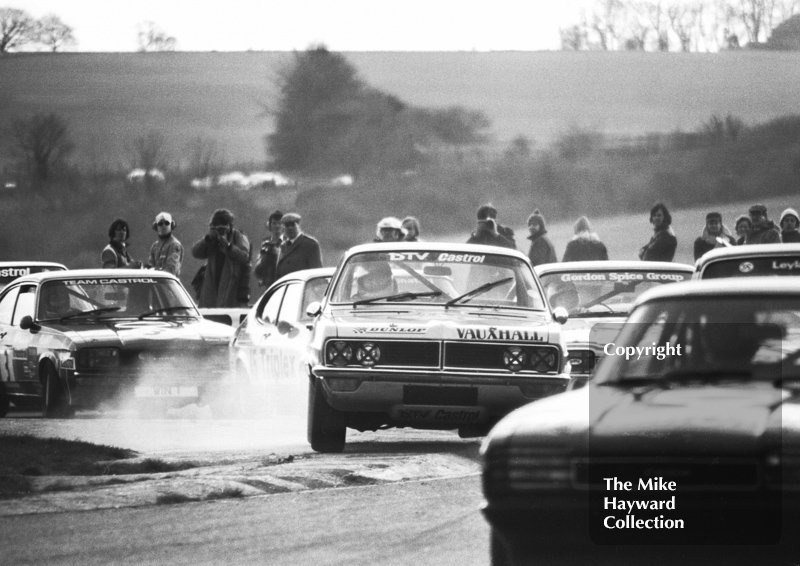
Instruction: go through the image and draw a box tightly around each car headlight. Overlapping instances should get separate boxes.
[355,343,381,367]
[77,348,120,369]
[326,341,353,367]
[57,351,75,370]
[530,348,558,372]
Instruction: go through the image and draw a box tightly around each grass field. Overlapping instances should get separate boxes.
[3,50,800,167]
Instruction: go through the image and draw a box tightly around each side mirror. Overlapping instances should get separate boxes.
[20,315,40,332]
[306,301,322,318]
[277,320,294,335]
[552,306,569,325]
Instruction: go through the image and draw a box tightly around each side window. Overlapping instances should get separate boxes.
[0,287,21,325]
[278,283,303,325]
[12,286,36,325]
[301,277,330,320]
[258,285,286,325]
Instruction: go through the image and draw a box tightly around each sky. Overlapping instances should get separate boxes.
[12,0,589,52]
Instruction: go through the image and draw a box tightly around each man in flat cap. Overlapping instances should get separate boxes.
[146,211,184,275]
[745,204,781,245]
[275,212,323,280]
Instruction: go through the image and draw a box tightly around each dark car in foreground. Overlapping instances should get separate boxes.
[0,269,234,417]
[482,278,800,565]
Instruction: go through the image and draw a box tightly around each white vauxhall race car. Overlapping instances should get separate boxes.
[304,243,571,452]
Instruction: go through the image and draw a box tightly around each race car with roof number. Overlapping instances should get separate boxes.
[304,243,571,453]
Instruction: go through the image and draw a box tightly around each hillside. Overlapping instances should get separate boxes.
[3,50,800,168]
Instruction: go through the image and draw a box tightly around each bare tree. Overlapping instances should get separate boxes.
[560,25,588,50]
[12,112,74,190]
[136,21,176,52]
[0,7,37,53]
[186,136,223,179]
[669,2,704,51]
[730,0,770,43]
[589,0,628,50]
[36,14,76,52]
[624,1,653,49]
[644,0,672,50]
[131,131,169,191]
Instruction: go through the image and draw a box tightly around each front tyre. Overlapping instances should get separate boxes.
[0,393,9,418]
[42,363,71,418]
[307,378,346,453]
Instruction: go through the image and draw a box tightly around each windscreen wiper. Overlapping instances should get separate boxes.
[139,306,195,319]
[445,277,513,308]
[353,291,442,306]
[59,307,121,321]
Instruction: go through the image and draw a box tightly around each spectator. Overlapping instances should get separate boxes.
[693,212,736,260]
[780,208,800,243]
[734,215,752,245]
[745,204,781,245]
[254,210,285,288]
[474,203,516,248]
[145,212,183,276]
[467,216,515,248]
[562,216,608,262]
[638,202,677,262]
[375,217,406,242]
[191,208,251,308]
[526,210,558,267]
[402,216,421,242]
[102,218,143,269]
[275,212,323,280]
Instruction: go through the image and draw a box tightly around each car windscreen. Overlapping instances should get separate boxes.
[538,270,690,317]
[37,276,197,320]
[330,250,547,310]
[0,265,65,290]
[593,296,799,384]
[701,256,800,279]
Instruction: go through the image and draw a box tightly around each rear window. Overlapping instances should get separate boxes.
[701,256,800,279]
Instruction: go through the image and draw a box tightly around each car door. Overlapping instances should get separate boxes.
[248,283,287,391]
[0,285,21,387]
[10,285,38,386]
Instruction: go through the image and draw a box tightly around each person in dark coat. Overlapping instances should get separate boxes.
[780,208,800,243]
[254,210,285,289]
[693,212,736,260]
[526,210,558,267]
[562,216,608,262]
[745,204,781,245]
[191,208,251,308]
[275,212,323,280]
[638,202,677,262]
[467,203,516,249]
[734,215,752,245]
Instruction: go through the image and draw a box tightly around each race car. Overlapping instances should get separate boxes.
[694,242,800,279]
[482,278,800,565]
[0,269,234,418]
[0,261,66,291]
[535,261,694,386]
[304,243,571,452]
[230,267,334,415]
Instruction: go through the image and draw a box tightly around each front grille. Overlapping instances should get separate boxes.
[566,349,596,374]
[483,445,572,495]
[403,385,478,406]
[444,342,560,373]
[325,340,440,368]
[573,458,761,490]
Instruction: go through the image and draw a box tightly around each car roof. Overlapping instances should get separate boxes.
[271,267,335,286]
[535,260,694,275]
[634,276,800,306]
[11,268,179,285]
[0,261,67,269]
[342,242,529,261]
[695,243,800,268]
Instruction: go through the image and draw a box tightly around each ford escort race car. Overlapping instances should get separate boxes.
[304,243,571,452]
[482,278,800,565]
[694,243,800,280]
[536,261,693,386]
[0,261,66,291]
[0,269,234,418]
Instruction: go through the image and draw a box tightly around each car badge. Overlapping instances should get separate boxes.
[739,261,754,273]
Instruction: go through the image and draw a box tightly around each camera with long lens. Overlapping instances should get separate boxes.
[213,225,229,236]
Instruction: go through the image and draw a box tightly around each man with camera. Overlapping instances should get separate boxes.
[466,204,515,249]
[191,208,251,308]
[146,211,184,276]
[254,210,285,289]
